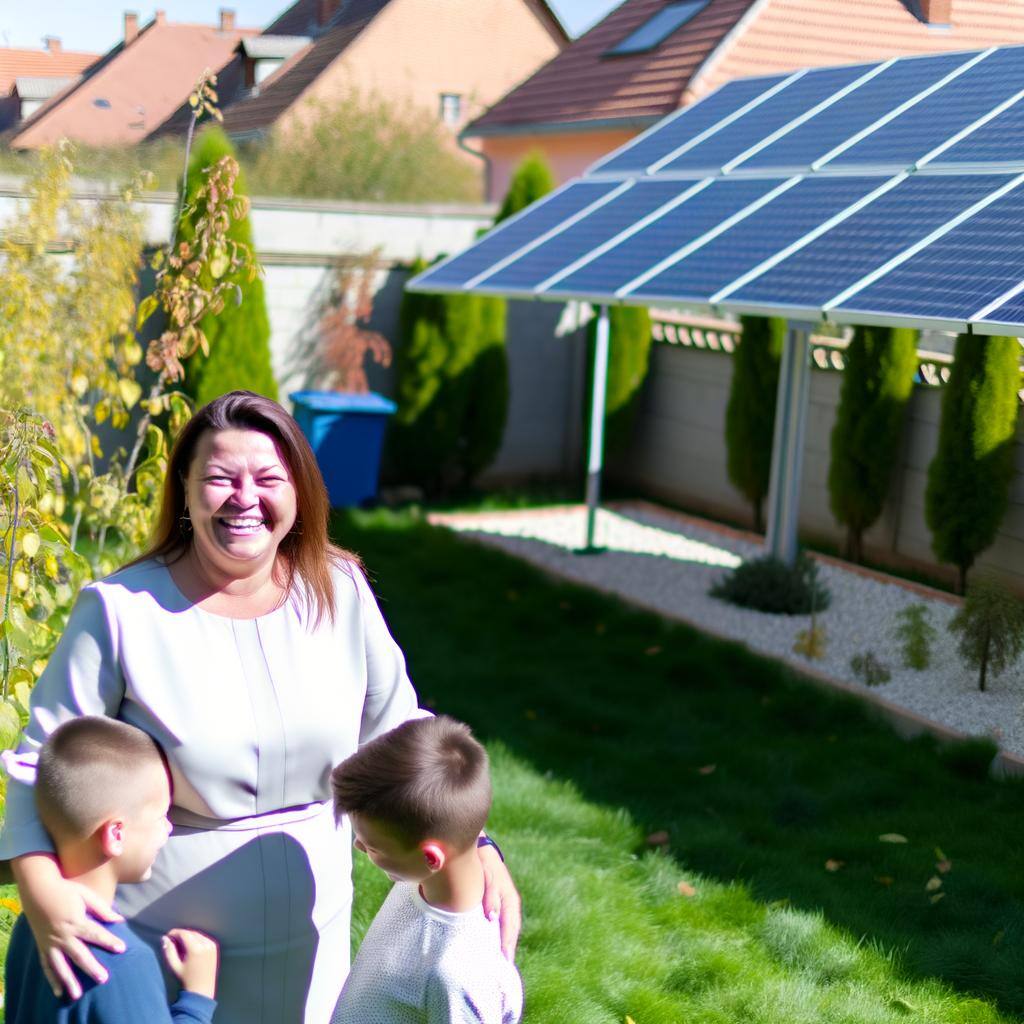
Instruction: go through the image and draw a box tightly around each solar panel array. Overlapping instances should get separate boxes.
[410,44,1024,336]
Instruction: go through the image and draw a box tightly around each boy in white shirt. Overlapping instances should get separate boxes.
[330,716,522,1024]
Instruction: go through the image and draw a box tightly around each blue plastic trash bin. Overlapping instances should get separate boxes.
[290,390,397,508]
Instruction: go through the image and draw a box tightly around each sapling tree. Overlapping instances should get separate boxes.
[949,576,1024,691]
[925,333,1021,593]
[725,316,786,531]
[828,325,918,562]
[892,603,936,670]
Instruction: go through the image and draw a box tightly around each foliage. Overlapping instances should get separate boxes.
[828,325,918,562]
[178,126,277,405]
[244,90,481,203]
[0,73,257,758]
[949,576,1024,691]
[310,252,392,394]
[925,333,1020,593]
[850,650,892,686]
[495,151,555,224]
[584,305,653,457]
[388,263,507,493]
[794,619,827,660]
[892,603,936,671]
[711,552,830,615]
[725,316,786,531]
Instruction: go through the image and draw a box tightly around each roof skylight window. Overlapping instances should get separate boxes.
[605,1,711,57]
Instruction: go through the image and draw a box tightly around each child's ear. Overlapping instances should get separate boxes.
[99,818,125,858]
[421,842,446,872]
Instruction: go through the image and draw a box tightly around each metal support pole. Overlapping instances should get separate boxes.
[764,322,813,566]
[580,304,611,553]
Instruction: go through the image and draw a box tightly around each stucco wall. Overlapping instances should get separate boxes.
[611,340,1024,591]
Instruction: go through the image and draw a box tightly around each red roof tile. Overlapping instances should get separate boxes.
[0,46,98,94]
[467,0,756,133]
[11,17,256,149]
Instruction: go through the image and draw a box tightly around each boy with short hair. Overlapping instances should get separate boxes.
[330,715,522,1024]
[4,716,219,1023]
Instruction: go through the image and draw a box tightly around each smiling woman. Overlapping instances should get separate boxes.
[0,391,521,1024]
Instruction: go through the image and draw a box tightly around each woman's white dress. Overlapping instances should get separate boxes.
[0,557,422,1024]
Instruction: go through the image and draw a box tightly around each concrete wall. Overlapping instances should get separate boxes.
[611,339,1024,591]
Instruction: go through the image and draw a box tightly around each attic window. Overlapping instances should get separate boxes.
[605,1,711,56]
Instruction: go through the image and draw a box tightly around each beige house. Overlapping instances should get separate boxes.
[221,0,568,170]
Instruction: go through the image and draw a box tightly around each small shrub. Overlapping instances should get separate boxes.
[711,553,830,615]
[949,576,1024,691]
[937,737,998,781]
[850,651,891,686]
[794,622,827,660]
[892,603,936,670]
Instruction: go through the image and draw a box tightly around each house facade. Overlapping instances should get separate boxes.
[220,0,568,164]
[466,0,1024,201]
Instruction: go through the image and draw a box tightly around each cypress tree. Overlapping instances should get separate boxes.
[177,126,277,406]
[926,333,1020,593]
[725,316,786,532]
[828,325,918,563]
[496,151,555,224]
[584,305,653,456]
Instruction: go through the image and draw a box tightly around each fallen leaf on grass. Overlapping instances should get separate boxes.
[929,892,946,905]
[645,646,662,656]
[0,897,21,915]
[879,833,909,844]
[875,876,895,887]
[626,1017,637,1024]
[697,764,717,775]
[677,881,697,897]
[825,859,845,872]
[646,830,670,847]
[925,876,943,893]
[935,848,952,874]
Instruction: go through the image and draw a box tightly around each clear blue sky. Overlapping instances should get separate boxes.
[0,0,620,51]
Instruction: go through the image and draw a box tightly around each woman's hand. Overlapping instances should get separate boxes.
[478,842,521,961]
[12,853,125,999]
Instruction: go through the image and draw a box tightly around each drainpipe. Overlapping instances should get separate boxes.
[457,134,493,206]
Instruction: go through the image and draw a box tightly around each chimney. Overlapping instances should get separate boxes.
[124,11,139,44]
[920,0,951,23]
[219,8,236,32]
[317,0,340,26]
[154,9,166,25]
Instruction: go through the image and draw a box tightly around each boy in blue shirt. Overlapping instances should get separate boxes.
[4,716,219,1023]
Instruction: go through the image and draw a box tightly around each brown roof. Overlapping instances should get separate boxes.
[467,0,1024,136]
[11,16,257,149]
[466,0,756,134]
[220,0,392,137]
[0,45,98,94]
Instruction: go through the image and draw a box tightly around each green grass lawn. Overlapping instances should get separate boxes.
[340,508,1024,1024]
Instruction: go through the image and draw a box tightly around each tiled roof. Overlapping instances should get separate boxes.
[468,0,1024,136]
[11,17,256,149]
[698,0,1024,98]
[0,46,97,94]
[220,0,392,136]
[466,0,755,134]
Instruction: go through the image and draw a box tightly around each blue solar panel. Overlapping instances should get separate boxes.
[546,178,782,297]
[591,74,788,175]
[657,63,878,174]
[478,180,694,291]
[976,291,1024,327]
[412,181,621,289]
[727,174,1012,309]
[833,178,1024,321]
[736,52,971,171]
[628,177,883,302]
[828,46,1024,169]
[931,93,1024,165]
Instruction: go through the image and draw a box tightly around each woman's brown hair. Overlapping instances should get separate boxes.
[137,390,358,627]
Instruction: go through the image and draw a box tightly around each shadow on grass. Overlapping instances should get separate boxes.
[336,509,1024,1020]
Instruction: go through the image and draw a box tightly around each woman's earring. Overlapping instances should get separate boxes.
[179,509,193,536]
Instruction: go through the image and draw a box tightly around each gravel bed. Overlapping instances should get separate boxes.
[432,503,1024,758]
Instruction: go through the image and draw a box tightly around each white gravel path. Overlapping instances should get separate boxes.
[431,503,1024,759]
